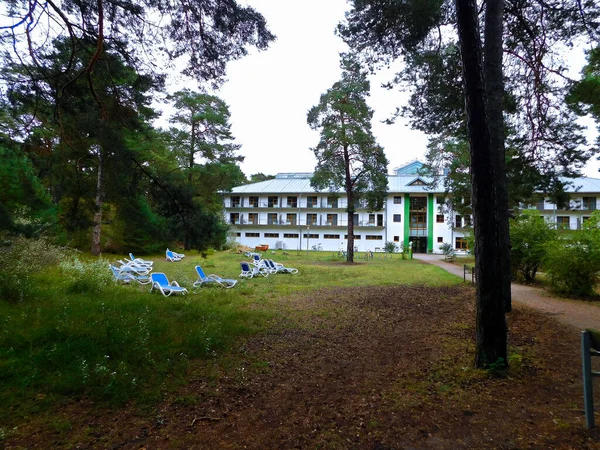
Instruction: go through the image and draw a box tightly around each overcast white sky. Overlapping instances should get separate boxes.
[182,0,600,178]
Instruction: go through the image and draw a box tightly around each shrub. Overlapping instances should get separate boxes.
[384,241,398,253]
[439,242,454,256]
[59,256,113,294]
[0,235,66,303]
[510,210,556,282]
[544,211,600,296]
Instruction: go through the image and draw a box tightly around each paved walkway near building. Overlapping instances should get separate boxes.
[414,253,600,331]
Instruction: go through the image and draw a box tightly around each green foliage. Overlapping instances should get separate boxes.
[340,0,597,205]
[0,142,56,235]
[0,236,66,303]
[510,210,556,282]
[439,242,454,256]
[544,211,600,296]
[307,54,388,261]
[384,241,398,253]
[59,257,113,294]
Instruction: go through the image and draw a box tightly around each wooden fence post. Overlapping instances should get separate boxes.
[582,329,600,429]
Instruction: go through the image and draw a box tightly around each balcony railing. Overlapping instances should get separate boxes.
[230,218,385,227]
[225,200,351,209]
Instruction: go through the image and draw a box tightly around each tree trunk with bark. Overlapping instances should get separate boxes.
[483,0,512,313]
[343,142,355,263]
[91,145,104,256]
[455,0,508,368]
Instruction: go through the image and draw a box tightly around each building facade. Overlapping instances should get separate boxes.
[223,161,600,253]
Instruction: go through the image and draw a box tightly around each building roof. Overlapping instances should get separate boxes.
[228,165,600,196]
[563,177,600,193]
[230,174,444,195]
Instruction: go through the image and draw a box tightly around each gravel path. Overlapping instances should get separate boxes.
[414,253,600,331]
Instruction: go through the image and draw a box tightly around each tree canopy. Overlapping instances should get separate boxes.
[308,55,389,263]
[339,0,599,201]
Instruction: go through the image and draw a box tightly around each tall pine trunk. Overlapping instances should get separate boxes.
[343,142,355,263]
[91,145,104,256]
[455,0,507,368]
[484,0,512,313]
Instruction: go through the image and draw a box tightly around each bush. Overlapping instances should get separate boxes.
[544,211,600,296]
[0,235,66,303]
[384,241,398,253]
[59,256,113,294]
[510,210,556,282]
[439,242,454,256]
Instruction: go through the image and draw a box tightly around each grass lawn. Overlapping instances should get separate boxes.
[2,249,598,448]
[0,250,457,426]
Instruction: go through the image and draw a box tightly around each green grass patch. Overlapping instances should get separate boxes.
[0,248,460,426]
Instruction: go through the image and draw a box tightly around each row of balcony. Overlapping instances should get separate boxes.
[229,218,385,227]
[526,200,597,212]
[226,200,371,209]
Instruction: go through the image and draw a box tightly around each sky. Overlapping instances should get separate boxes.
[183,0,600,179]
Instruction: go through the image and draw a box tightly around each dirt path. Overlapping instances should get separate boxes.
[414,253,600,330]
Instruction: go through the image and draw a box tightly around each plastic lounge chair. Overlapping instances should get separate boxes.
[252,254,275,274]
[110,265,151,284]
[128,253,154,267]
[269,259,298,274]
[167,248,185,259]
[117,260,152,276]
[150,272,188,297]
[239,261,268,278]
[193,265,237,289]
[166,249,183,262]
[110,265,135,284]
[239,261,254,279]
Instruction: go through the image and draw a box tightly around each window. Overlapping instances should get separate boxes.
[437,237,443,243]
[393,214,402,223]
[231,196,240,207]
[556,216,570,229]
[327,196,338,208]
[345,234,361,240]
[303,233,319,239]
[287,196,298,208]
[245,232,259,237]
[249,196,258,207]
[455,237,468,250]
[235,232,241,237]
[368,214,375,225]
[267,213,278,225]
[248,213,258,224]
[436,214,444,223]
[264,233,279,238]
[436,196,445,204]
[229,213,240,224]
[286,213,297,225]
[326,213,338,226]
[306,213,317,225]
[464,216,472,227]
[455,215,462,228]
[283,233,299,238]
[410,197,426,210]
[393,196,402,204]
[583,197,596,211]
[268,196,278,207]
[365,235,383,240]
[307,196,318,208]
[324,234,340,239]
[393,235,400,242]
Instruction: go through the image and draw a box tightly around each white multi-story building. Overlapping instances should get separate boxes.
[223,161,600,253]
